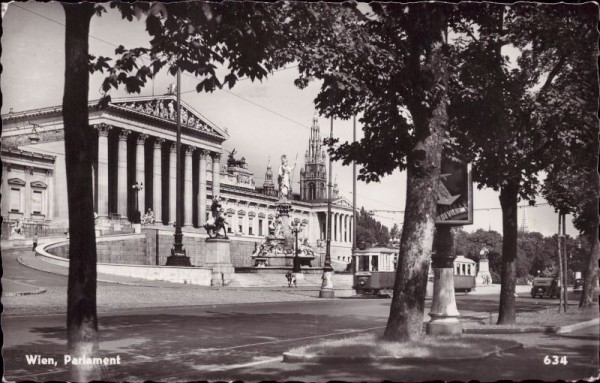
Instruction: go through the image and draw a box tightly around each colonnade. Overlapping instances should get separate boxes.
[330,211,353,244]
[94,123,221,226]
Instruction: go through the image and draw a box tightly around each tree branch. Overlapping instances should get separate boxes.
[535,52,570,103]
[459,19,479,43]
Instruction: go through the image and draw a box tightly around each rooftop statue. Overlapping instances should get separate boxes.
[227,148,247,168]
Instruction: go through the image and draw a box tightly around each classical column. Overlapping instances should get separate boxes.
[136,134,148,214]
[211,152,221,198]
[169,143,176,225]
[349,219,352,244]
[184,146,193,226]
[95,124,111,218]
[198,149,208,226]
[46,170,54,220]
[153,138,164,223]
[340,214,344,243]
[117,130,130,218]
[24,166,31,219]
[331,213,339,242]
[345,215,349,242]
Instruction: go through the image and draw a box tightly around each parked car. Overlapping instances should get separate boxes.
[573,278,584,294]
[530,277,560,299]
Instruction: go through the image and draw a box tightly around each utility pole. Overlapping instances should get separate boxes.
[319,115,334,298]
[562,213,568,312]
[557,213,565,312]
[352,115,357,275]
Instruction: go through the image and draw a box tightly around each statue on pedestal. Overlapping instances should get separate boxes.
[476,245,492,286]
[10,219,25,239]
[204,196,229,239]
[277,154,296,200]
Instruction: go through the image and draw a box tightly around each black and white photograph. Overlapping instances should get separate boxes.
[1,1,598,381]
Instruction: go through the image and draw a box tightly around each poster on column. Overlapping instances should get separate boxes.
[435,153,473,226]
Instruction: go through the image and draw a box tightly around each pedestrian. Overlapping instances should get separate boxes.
[285,271,297,288]
[32,232,38,251]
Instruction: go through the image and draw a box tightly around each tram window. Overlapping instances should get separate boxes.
[360,256,369,272]
[462,264,466,275]
[456,265,460,274]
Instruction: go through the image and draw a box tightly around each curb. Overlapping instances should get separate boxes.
[463,317,599,335]
[555,318,600,334]
[2,279,47,296]
[283,341,523,364]
[463,326,557,334]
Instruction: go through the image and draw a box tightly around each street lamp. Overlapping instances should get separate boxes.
[290,220,302,273]
[132,182,143,224]
[319,116,335,298]
[166,67,190,266]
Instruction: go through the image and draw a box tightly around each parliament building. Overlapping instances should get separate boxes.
[1,93,354,266]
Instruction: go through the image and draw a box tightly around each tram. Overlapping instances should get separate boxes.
[353,249,477,295]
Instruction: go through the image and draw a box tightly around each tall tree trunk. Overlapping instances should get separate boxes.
[62,3,101,381]
[383,18,448,341]
[580,172,599,308]
[497,179,519,324]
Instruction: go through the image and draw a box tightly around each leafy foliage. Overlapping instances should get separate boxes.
[356,207,391,246]
[92,2,296,104]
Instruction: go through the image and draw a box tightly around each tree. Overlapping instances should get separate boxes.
[60,2,299,379]
[540,52,599,307]
[61,3,103,381]
[390,223,400,242]
[356,208,391,245]
[448,4,597,323]
[284,2,455,341]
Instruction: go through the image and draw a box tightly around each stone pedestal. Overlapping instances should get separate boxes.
[427,225,462,335]
[319,270,335,298]
[426,268,462,335]
[133,223,142,234]
[275,200,293,251]
[476,259,492,286]
[205,238,235,287]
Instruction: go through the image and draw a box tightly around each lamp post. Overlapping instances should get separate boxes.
[132,182,143,224]
[166,67,190,266]
[290,220,302,273]
[319,116,335,298]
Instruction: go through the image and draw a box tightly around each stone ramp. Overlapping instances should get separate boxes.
[229,271,354,288]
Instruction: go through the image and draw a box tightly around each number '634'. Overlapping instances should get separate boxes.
[544,355,568,365]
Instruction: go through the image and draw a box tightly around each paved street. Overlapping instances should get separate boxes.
[2,247,598,381]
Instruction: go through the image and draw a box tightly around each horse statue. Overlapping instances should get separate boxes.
[203,196,229,239]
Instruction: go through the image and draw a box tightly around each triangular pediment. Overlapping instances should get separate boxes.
[8,178,26,186]
[30,180,48,189]
[108,95,229,140]
[333,196,353,209]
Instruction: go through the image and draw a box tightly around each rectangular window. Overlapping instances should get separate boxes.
[249,218,254,236]
[32,190,43,214]
[227,215,233,233]
[238,224,243,234]
[258,219,263,236]
[10,188,21,212]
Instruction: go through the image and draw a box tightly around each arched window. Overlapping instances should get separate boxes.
[308,182,316,200]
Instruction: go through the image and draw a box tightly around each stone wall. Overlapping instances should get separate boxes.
[44,229,343,269]
[142,228,261,268]
[46,234,147,264]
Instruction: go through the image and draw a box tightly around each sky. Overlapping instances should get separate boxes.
[1,2,579,237]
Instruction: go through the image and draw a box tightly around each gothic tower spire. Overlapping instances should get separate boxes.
[300,112,327,201]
